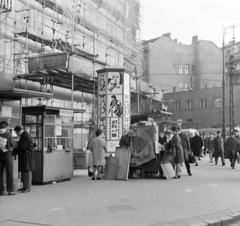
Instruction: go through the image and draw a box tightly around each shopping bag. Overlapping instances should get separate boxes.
[188,153,196,164]
[160,162,175,180]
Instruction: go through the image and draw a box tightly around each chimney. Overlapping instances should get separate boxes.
[192,35,198,44]
[174,39,178,43]
[162,33,171,38]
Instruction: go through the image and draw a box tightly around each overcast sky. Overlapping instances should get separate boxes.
[141,0,240,47]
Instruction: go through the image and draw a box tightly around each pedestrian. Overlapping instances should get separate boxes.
[119,128,132,148]
[159,132,164,145]
[206,132,215,163]
[212,130,225,166]
[190,131,203,166]
[88,129,107,180]
[179,127,192,176]
[171,126,183,179]
[225,131,239,169]
[202,134,207,157]
[0,121,16,196]
[13,125,35,193]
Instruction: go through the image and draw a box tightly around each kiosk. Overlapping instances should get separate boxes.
[21,105,85,184]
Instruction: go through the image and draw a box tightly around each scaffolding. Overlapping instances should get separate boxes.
[0,0,162,107]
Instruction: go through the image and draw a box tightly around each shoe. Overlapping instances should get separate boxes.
[188,172,192,176]
[172,175,180,179]
[97,177,101,180]
[0,191,4,196]
[91,177,95,180]
[222,162,226,166]
[195,163,198,166]
[21,189,30,193]
[8,192,16,195]
[215,162,218,165]
[18,188,25,192]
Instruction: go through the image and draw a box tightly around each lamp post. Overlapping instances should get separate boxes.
[222,25,234,141]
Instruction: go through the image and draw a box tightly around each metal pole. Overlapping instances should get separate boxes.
[93,30,96,134]
[173,86,176,121]
[222,31,226,141]
[135,65,140,115]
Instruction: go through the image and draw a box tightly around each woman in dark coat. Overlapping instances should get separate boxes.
[13,126,35,193]
[171,126,183,179]
[179,128,192,176]
[190,131,203,166]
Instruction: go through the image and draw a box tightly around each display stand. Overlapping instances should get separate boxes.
[22,105,84,184]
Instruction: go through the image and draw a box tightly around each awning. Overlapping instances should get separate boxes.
[0,88,53,100]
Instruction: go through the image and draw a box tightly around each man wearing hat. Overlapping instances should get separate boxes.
[225,131,239,169]
[13,125,35,193]
[213,130,225,166]
[178,126,192,176]
[0,121,16,195]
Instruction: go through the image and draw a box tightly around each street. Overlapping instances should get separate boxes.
[1,156,240,226]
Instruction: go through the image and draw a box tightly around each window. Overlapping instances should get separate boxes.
[179,82,183,91]
[178,65,183,74]
[225,66,228,73]
[192,65,196,74]
[175,101,180,110]
[199,99,207,108]
[213,98,221,108]
[186,100,193,109]
[237,77,240,84]
[185,64,189,74]
[236,63,240,71]
[185,82,189,90]
[226,50,231,59]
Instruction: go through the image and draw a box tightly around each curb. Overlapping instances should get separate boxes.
[189,211,240,226]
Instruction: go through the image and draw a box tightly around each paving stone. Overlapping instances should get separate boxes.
[219,216,234,226]
[228,212,240,223]
[188,222,208,226]
[203,219,221,226]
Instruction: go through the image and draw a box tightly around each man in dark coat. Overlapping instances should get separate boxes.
[213,130,225,166]
[13,125,35,193]
[225,131,239,169]
[179,127,192,176]
[190,131,203,166]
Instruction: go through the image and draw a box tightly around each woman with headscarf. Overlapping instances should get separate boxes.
[89,129,107,180]
[171,125,184,179]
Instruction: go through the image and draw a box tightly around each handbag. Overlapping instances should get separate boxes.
[188,153,196,164]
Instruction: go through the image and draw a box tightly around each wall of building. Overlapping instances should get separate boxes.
[164,85,240,129]
[143,34,223,93]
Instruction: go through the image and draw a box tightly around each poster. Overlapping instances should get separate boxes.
[108,72,123,94]
[98,95,106,117]
[124,73,130,94]
[108,94,123,117]
[107,141,120,153]
[98,72,106,95]
[107,118,122,140]
[124,95,130,118]
[98,118,106,139]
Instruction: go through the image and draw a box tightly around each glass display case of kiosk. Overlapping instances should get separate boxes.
[22,105,85,184]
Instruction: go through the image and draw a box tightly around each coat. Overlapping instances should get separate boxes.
[13,131,35,172]
[212,136,224,158]
[89,136,106,166]
[206,137,215,154]
[225,137,239,160]
[171,134,183,164]
[190,135,203,157]
[179,133,190,161]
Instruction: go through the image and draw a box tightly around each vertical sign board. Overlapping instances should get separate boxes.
[97,68,130,153]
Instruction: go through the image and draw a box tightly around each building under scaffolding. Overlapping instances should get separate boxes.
[0,0,162,148]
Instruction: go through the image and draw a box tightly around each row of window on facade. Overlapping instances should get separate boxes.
[174,97,222,110]
[178,82,191,91]
[177,64,191,75]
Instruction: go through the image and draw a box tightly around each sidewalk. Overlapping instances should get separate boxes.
[1,157,240,226]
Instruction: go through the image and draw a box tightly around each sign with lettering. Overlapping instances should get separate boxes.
[59,109,73,117]
[1,0,12,11]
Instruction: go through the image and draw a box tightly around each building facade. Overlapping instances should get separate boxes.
[143,34,223,93]
[164,85,240,130]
